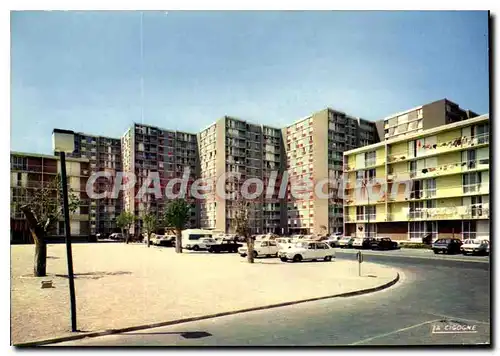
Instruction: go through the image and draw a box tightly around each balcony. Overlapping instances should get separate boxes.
[388,133,489,163]
[407,204,489,220]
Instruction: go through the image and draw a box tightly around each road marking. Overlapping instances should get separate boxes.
[349,319,441,345]
[337,250,489,263]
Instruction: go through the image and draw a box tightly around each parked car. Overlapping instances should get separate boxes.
[153,235,176,247]
[432,238,463,254]
[238,240,279,258]
[275,237,295,250]
[185,238,217,251]
[461,239,490,256]
[371,237,399,250]
[109,233,124,241]
[338,237,355,248]
[326,236,343,248]
[353,237,376,249]
[208,240,243,253]
[279,241,335,262]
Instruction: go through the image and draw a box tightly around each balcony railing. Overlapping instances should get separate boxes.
[387,133,489,163]
[390,159,489,181]
[407,203,490,220]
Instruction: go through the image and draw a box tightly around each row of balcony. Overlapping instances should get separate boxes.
[345,182,489,206]
[345,203,490,223]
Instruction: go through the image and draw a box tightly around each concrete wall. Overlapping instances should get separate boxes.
[215,118,227,232]
[312,111,329,235]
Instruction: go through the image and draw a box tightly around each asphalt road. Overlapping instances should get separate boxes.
[53,250,491,347]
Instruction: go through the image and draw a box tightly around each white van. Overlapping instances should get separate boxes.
[181,229,215,251]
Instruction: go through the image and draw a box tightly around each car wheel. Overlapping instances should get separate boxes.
[193,245,200,251]
[293,254,303,263]
[324,256,332,262]
[433,249,439,254]
[240,254,247,258]
[253,251,258,258]
[280,257,288,262]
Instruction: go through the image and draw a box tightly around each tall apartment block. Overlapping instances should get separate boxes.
[121,123,199,234]
[344,114,489,241]
[10,151,91,243]
[198,116,285,234]
[376,98,479,141]
[283,108,379,236]
[58,132,122,235]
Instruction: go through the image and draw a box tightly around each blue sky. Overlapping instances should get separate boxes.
[11,11,489,154]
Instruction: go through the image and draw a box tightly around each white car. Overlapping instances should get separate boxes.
[109,232,124,240]
[275,237,295,250]
[352,238,364,248]
[461,239,490,255]
[338,237,354,248]
[279,241,335,262]
[238,240,279,258]
[185,238,217,251]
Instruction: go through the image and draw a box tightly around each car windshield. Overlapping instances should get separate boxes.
[464,239,481,244]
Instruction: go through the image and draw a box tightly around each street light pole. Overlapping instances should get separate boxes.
[60,151,78,332]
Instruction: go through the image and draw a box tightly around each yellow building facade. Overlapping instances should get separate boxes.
[343,114,489,241]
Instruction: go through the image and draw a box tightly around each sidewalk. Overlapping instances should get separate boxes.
[11,243,399,345]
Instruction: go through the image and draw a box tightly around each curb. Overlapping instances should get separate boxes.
[16,272,400,347]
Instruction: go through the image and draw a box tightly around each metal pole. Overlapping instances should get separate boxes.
[60,152,77,332]
[140,10,144,125]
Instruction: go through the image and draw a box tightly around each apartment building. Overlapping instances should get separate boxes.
[376,99,479,141]
[10,152,91,243]
[344,114,489,241]
[198,116,286,234]
[58,131,122,235]
[283,108,379,236]
[121,123,199,234]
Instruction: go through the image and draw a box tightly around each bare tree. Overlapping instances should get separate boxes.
[233,198,255,264]
[18,175,80,277]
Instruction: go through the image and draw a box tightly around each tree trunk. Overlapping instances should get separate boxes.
[34,239,47,277]
[124,228,129,244]
[20,206,48,277]
[246,237,254,264]
[147,233,151,248]
[175,228,182,253]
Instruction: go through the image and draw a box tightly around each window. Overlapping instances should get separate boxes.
[409,221,425,241]
[409,201,424,219]
[466,149,476,169]
[463,221,477,240]
[463,173,481,193]
[410,161,417,176]
[477,147,489,165]
[471,196,483,218]
[425,179,436,198]
[365,151,376,166]
[475,123,489,144]
[411,180,423,199]
[366,206,376,220]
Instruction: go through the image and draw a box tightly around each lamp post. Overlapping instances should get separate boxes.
[52,129,78,332]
